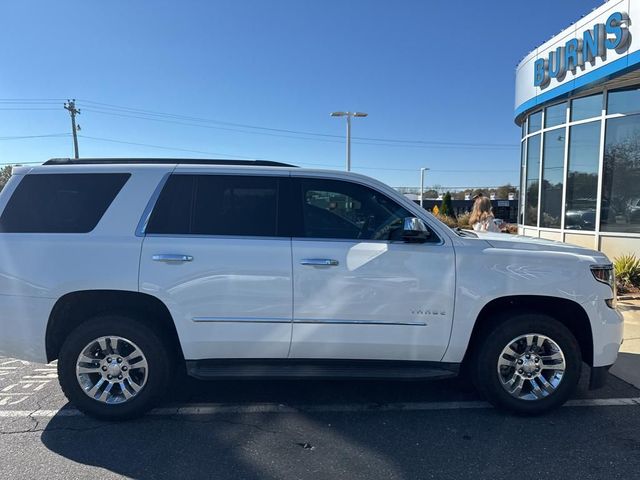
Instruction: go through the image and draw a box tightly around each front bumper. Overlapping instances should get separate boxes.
[582,299,624,368]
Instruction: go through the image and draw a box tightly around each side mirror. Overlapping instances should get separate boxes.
[402,217,431,243]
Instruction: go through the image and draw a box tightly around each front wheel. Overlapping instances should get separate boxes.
[473,313,582,414]
[57,315,173,420]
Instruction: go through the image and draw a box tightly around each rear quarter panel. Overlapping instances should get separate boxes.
[0,166,169,362]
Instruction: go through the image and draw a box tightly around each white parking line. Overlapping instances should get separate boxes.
[0,397,638,418]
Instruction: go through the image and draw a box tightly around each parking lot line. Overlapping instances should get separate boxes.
[0,397,639,418]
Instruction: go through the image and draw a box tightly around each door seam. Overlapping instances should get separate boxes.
[286,237,295,358]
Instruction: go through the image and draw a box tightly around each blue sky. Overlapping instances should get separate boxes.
[0,0,601,189]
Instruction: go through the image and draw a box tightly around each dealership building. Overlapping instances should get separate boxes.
[516,0,640,258]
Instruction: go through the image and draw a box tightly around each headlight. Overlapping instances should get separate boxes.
[590,264,616,298]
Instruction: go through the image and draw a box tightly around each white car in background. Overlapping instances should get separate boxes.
[0,158,623,419]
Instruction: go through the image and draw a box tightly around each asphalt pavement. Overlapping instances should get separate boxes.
[0,356,639,480]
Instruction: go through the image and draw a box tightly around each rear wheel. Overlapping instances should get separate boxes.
[473,313,582,414]
[58,314,172,420]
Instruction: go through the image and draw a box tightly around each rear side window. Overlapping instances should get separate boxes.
[0,173,130,233]
[146,174,283,237]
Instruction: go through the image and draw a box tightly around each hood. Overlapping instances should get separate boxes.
[474,232,611,263]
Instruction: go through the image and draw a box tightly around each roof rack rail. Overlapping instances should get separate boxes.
[43,158,297,167]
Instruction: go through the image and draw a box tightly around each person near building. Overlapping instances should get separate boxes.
[469,196,500,232]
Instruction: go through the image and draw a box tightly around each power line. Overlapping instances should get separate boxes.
[0,98,66,103]
[77,135,257,159]
[78,135,518,172]
[297,160,517,172]
[77,99,518,150]
[0,133,70,140]
[0,129,518,175]
[82,107,518,150]
[81,108,350,145]
[0,97,520,150]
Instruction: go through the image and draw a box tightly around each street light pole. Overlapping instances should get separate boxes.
[420,167,430,208]
[330,111,368,171]
[345,114,351,172]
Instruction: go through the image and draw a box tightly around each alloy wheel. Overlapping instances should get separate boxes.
[496,333,566,401]
[75,336,148,404]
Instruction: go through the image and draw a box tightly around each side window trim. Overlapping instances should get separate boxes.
[136,172,173,237]
[290,176,442,244]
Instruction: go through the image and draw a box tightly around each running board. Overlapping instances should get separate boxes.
[186,359,460,381]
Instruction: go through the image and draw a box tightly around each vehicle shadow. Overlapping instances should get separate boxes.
[38,369,639,479]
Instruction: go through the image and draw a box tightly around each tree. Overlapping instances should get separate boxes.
[452,191,466,200]
[0,165,12,191]
[440,191,453,217]
[496,183,518,200]
[422,189,439,199]
[472,188,486,199]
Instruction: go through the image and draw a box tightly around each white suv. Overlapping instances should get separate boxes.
[0,159,623,419]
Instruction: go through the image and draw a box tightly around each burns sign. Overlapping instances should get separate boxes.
[534,12,631,88]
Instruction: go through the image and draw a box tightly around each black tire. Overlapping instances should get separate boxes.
[57,314,173,420]
[472,312,582,415]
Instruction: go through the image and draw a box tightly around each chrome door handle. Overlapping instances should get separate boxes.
[152,254,193,263]
[300,258,339,266]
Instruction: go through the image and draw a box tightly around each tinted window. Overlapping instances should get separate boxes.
[540,129,565,228]
[600,115,640,233]
[0,173,129,233]
[525,134,541,226]
[528,111,542,134]
[519,141,526,223]
[571,94,602,121]
[545,102,566,128]
[608,87,640,115]
[565,121,600,231]
[146,174,282,236]
[296,178,422,241]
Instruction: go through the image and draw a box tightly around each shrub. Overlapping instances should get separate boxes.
[504,224,518,234]
[434,213,457,228]
[440,192,452,217]
[457,212,471,228]
[614,253,640,288]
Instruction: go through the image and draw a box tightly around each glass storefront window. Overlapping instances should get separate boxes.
[600,115,640,233]
[521,119,526,138]
[565,121,601,231]
[545,102,567,128]
[571,94,603,122]
[520,141,526,223]
[528,111,542,134]
[525,134,541,226]
[540,129,565,228]
[608,87,640,115]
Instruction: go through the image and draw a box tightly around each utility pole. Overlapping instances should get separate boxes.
[64,99,81,158]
